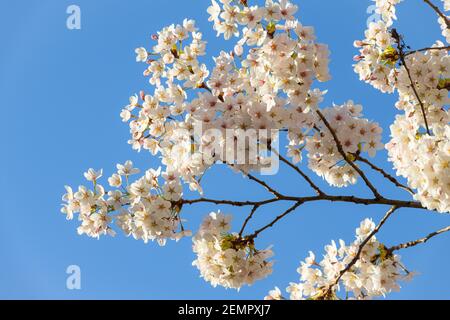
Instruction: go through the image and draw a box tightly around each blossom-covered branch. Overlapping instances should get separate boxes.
[388,224,450,251]
[62,0,449,299]
[323,206,399,297]
[315,109,383,199]
[355,154,414,195]
[392,28,431,134]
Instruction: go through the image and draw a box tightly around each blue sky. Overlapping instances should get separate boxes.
[1,0,449,299]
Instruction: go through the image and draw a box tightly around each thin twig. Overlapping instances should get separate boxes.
[249,201,304,238]
[355,154,414,195]
[247,173,284,198]
[392,29,431,135]
[239,204,260,236]
[388,225,450,252]
[275,149,324,195]
[315,109,383,199]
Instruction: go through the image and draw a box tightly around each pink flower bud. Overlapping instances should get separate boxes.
[353,40,364,48]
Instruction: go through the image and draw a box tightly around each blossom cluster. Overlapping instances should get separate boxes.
[265,218,412,300]
[439,0,450,43]
[192,212,273,289]
[354,0,450,212]
[304,101,383,187]
[353,20,397,93]
[372,0,402,27]
[386,115,450,213]
[126,20,210,193]
[62,161,190,245]
[208,0,299,40]
[121,0,335,187]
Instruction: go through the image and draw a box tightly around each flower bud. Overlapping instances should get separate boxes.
[234,44,244,57]
[353,40,364,48]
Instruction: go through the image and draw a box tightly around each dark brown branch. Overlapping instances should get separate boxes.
[239,204,260,236]
[275,150,324,195]
[423,0,450,28]
[180,197,278,207]
[240,0,248,7]
[180,194,429,210]
[388,225,450,252]
[315,110,383,199]
[247,173,284,198]
[392,29,431,135]
[249,201,304,239]
[355,154,414,195]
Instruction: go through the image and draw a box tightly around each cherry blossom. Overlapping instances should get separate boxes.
[355,0,449,212]
[266,218,412,300]
[62,0,450,298]
[192,212,273,289]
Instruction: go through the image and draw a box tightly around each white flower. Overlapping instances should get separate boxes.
[135,47,148,62]
[207,0,221,22]
[444,0,450,11]
[61,186,77,220]
[264,287,283,300]
[120,109,131,122]
[117,160,140,176]
[279,0,298,20]
[356,218,375,240]
[234,44,244,56]
[108,173,122,187]
[83,168,103,182]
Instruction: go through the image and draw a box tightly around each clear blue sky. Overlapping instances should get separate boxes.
[1,0,449,299]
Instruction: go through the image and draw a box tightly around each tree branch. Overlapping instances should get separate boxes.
[247,173,284,198]
[355,154,414,195]
[275,150,325,195]
[315,109,383,199]
[239,204,260,236]
[249,201,304,239]
[180,194,429,210]
[180,197,278,207]
[388,225,450,252]
[423,0,450,28]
